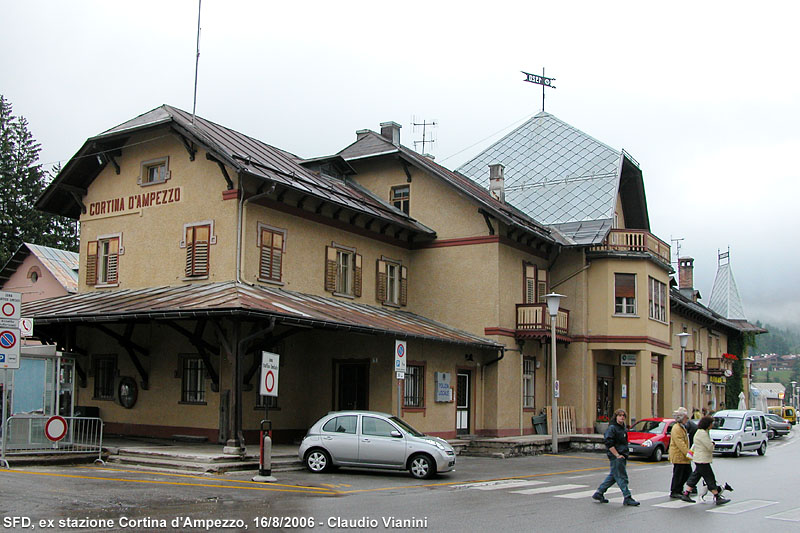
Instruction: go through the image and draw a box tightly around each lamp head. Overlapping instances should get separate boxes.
[676,332,690,349]
[544,293,565,317]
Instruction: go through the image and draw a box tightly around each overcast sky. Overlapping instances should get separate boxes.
[2,1,798,328]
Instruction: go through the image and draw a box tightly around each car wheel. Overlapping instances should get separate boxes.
[757,441,767,456]
[651,446,663,462]
[731,443,741,458]
[408,453,436,479]
[305,449,331,473]
[767,429,774,440]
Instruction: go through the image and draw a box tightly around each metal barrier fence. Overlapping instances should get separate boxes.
[1,415,105,467]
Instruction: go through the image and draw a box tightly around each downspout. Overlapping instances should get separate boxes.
[236,173,276,285]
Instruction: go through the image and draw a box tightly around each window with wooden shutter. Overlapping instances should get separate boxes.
[324,246,337,292]
[354,253,362,297]
[99,237,119,284]
[376,260,387,302]
[259,227,284,282]
[400,266,408,306]
[537,270,548,303]
[86,241,98,286]
[614,273,636,315]
[186,224,210,277]
[524,263,536,304]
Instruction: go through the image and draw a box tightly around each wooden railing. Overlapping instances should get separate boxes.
[588,229,671,265]
[706,357,732,374]
[545,405,576,435]
[516,303,569,336]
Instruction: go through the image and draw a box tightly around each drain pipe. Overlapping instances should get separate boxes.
[236,174,276,285]
[484,346,505,368]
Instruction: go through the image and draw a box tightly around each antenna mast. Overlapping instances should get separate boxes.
[192,0,202,124]
[412,117,437,156]
[670,237,684,266]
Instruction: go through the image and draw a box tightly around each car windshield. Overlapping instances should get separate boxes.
[767,415,784,422]
[629,420,665,434]
[390,416,425,437]
[713,416,743,430]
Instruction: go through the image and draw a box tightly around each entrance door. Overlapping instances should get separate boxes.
[337,362,369,411]
[456,371,471,435]
[597,363,615,421]
[58,358,75,417]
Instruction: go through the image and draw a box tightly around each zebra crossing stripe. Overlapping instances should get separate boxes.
[556,487,622,499]
[707,500,778,515]
[766,507,800,522]
[653,500,696,508]
[510,484,587,495]
[451,479,548,490]
[607,491,666,504]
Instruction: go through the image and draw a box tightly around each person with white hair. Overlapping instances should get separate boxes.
[668,407,692,498]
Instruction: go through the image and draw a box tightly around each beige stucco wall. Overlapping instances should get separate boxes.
[79,132,238,290]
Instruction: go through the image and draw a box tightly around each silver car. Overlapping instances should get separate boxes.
[298,411,456,479]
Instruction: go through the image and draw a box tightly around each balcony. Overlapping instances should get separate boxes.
[707,357,733,377]
[516,303,570,340]
[588,229,671,266]
[684,350,703,371]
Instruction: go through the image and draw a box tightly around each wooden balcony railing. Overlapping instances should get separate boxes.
[516,303,569,336]
[588,229,671,265]
[684,350,703,370]
[707,357,732,375]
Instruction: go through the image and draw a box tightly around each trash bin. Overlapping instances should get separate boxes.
[532,414,547,435]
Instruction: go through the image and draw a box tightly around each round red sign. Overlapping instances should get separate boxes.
[264,370,275,393]
[45,415,68,442]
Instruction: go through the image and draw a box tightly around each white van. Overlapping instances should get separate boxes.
[710,410,768,457]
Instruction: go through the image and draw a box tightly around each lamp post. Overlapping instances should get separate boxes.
[676,332,691,408]
[545,293,565,455]
[792,381,797,410]
[744,357,754,409]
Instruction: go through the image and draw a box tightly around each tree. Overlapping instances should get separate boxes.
[0,95,78,267]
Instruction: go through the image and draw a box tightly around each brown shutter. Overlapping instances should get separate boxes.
[376,260,387,302]
[525,264,536,304]
[324,246,337,292]
[259,229,271,280]
[400,266,408,306]
[106,237,119,284]
[271,231,283,281]
[537,269,548,303]
[354,253,362,297]
[615,273,636,298]
[194,225,210,276]
[86,241,98,286]
[185,226,195,277]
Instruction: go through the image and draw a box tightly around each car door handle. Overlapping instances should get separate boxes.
[361,438,370,442]
[323,436,333,440]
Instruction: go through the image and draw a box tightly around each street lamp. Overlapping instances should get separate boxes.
[676,332,691,408]
[545,293,565,455]
[792,381,797,410]
[744,357,754,409]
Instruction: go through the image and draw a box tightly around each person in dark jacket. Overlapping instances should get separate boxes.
[592,408,640,506]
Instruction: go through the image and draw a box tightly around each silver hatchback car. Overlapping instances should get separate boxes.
[298,411,456,479]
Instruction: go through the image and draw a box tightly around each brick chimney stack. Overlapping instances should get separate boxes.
[489,163,505,203]
[679,257,694,290]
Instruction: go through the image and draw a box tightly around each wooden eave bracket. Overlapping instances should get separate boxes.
[164,321,220,390]
[61,184,88,214]
[95,323,150,390]
[479,209,496,236]
[174,130,197,161]
[206,153,234,190]
[243,329,301,386]
[400,159,413,182]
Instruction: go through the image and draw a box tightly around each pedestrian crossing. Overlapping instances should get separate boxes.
[449,479,796,521]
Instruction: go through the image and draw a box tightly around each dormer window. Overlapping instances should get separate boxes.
[140,157,170,186]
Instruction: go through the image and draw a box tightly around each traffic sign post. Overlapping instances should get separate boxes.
[259,352,280,398]
[394,341,407,417]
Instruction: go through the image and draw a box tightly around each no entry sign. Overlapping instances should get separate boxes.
[0,292,21,329]
[394,340,407,372]
[259,351,280,398]
[45,415,68,442]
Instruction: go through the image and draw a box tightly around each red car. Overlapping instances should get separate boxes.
[627,417,675,461]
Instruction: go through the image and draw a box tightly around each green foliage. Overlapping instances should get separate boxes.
[726,332,756,408]
[753,321,800,354]
[0,95,78,267]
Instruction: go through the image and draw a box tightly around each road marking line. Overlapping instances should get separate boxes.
[451,479,548,490]
[766,507,800,522]
[607,491,665,503]
[511,484,587,495]
[556,487,622,499]
[707,500,778,514]
[653,500,697,508]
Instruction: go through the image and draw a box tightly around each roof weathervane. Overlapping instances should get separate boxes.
[521,68,556,112]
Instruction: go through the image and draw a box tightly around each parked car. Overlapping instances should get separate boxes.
[627,417,675,461]
[764,413,792,439]
[710,409,769,457]
[298,411,456,479]
[768,406,796,425]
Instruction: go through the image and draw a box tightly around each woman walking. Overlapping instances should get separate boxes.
[668,407,692,498]
[680,415,730,505]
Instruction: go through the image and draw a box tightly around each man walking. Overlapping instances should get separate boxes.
[592,408,640,506]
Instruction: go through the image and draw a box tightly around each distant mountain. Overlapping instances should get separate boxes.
[753,321,800,354]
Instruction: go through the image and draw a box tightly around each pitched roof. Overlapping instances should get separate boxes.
[21,281,502,350]
[337,130,561,245]
[456,112,646,245]
[708,252,747,320]
[36,105,434,241]
[0,243,79,293]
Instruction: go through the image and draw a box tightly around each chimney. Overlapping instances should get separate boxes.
[679,257,694,290]
[489,163,505,203]
[356,129,370,141]
[380,121,401,145]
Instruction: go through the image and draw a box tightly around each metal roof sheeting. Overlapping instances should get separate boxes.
[0,243,79,293]
[21,281,502,349]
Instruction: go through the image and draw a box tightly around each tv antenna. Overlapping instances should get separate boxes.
[670,237,684,266]
[191,0,202,125]
[522,68,556,112]
[412,116,437,156]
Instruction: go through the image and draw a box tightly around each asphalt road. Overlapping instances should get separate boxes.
[1,430,798,532]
